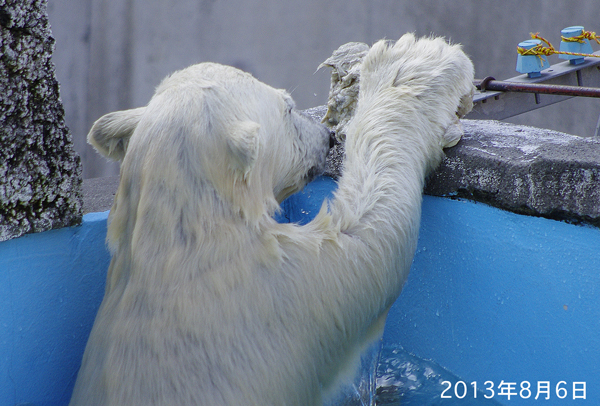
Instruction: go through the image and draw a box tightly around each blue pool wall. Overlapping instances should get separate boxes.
[1,176,599,405]
[388,196,600,405]
[0,211,110,406]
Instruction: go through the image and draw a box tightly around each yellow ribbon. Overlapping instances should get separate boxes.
[517,32,600,59]
[561,31,600,45]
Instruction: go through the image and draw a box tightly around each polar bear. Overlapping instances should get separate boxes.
[70,33,474,406]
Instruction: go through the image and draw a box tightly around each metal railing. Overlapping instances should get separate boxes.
[466,51,600,137]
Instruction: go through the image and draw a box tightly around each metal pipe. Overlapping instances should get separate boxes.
[474,77,600,98]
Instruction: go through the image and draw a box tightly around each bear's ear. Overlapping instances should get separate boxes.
[226,120,261,180]
[87,107,146,161]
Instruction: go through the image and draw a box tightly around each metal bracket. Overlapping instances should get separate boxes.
[466,51,600,136]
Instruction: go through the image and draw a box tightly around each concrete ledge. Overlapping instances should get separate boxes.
[84,108,600,228]
[426,120,600,227]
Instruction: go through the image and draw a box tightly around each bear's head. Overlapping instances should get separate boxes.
[88,63,334,231]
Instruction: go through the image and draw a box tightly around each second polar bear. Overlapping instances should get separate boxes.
[70,33,474,405]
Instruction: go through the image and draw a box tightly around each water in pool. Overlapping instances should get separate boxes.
[328,342,502,406]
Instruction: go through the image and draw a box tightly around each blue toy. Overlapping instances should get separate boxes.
[559,26,594,65]
[516,39,550,78]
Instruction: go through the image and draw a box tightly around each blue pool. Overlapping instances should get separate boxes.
[1,177,598,405]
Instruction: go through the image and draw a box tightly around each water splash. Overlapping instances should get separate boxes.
[330,343,502,406]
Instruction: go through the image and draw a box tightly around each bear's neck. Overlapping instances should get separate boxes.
[131,185,274,272]
[181,187,266,239]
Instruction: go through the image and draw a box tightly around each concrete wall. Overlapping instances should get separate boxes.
[46,0,600,178]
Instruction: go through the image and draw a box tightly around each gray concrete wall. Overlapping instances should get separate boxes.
[47,0,600,178]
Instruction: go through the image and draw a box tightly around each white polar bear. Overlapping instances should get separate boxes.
[70,33,473,406]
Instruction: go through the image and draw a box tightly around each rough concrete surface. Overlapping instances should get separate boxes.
[426,120,600,227]
[0,0,82,241]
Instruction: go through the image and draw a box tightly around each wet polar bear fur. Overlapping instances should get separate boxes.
[70,33,474,405]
